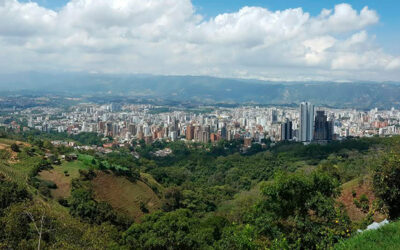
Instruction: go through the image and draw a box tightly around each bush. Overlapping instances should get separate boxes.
[78,169,96,181]
[139,201,149,213]
[10,143,20,152]
[38,183,52,197]
[359,194,370,212]
[57,197,69,207]
[0,174,31,210]
[29,159,52,178]
[373,151,400,219]
[42,180,57,189]
[0,149,11,160]
[250,171,351,249]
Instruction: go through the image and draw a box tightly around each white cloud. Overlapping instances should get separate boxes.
[0,0,398,81]
[0,0,57,37]
[310,4,379,34]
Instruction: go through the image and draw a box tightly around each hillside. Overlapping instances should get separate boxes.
[38,159,162,221]
[334,220,400,250]
[92,171,161,221]
[338,177,386,223]
[2,131,400,249]
[0,138,162,222]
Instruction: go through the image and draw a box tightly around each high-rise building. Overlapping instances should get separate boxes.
[186,124,194,140]
[271,109,278,123]
[128,124,137,135]
[112,123,119,137]
[281,119,293,141]
[314,110,334,142]
[169,131,177,141]
[299,102,314,142]
[220,125,227,139]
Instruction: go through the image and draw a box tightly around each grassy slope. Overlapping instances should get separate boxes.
[92,171,161,222]
[0,140,85,222]
[334,220,400,250]
[39,160,88,198]
[338,176,386,223]
[0,145,41,186]
[0,139,161,222]
[0,139,163,222]
[38,158,163,220]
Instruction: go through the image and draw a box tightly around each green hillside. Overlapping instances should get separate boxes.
[3,130,400,249]
[334,221,400,250]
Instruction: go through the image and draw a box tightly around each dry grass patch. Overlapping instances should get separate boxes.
[92,171,161,222]
[338,177,386,223]
[39,170,72,199]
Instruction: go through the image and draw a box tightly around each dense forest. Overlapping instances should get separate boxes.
[1,128,400,249]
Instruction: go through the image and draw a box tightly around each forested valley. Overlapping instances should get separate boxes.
[1,129,400,249]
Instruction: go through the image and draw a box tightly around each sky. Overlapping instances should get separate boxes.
[2,0,400,82]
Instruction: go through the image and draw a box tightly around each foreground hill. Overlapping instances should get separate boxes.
[3,130,400,249]
[334,220,400,250]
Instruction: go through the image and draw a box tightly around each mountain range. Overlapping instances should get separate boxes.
[0,72,399,109]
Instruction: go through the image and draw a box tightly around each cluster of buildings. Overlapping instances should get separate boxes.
[2,102,400,147]
[282,102,334,143]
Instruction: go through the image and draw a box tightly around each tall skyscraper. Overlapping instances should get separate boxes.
[186,124,194,140]
[299,102,314,142]
[314,110,334,142]
[281,119,293,141]
[220,125,227,139]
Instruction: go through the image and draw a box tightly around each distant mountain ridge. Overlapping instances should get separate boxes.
[0,72,399,109]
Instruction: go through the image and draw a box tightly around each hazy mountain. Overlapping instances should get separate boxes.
[0,72,399,109]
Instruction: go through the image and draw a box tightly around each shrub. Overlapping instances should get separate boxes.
[78,169,96,181]
[0,174,31,210]
[10,143,20,153]
[139,201,149,213]
[373,151,400,219]
[38,183,52,198]
[57,197,69,207]
[0,149,11,160]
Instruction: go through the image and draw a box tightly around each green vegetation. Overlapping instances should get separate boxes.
[373,150,400,219]
[334,220,400,250]
[249,171,351,249]
[2,128,400,249]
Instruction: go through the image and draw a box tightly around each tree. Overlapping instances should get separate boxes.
[69,188,117,225]
[161,187,183,212]
[373,151,400,219]
[0,174,30,210]
[0,202,55,250]
[25,211,45,250]
[69,188,98,223]
[10,143,20,152]
[123,209,214,249]
[249,171,351,249]
[216,224,262,250]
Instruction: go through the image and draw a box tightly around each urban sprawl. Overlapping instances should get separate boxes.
[2,102,400,150]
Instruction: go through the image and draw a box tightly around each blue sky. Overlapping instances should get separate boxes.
[22,0,400,54]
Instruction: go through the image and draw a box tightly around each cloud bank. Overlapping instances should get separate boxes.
[0,0,399,81]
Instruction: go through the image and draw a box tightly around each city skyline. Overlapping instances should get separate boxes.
[4,101,399,149]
